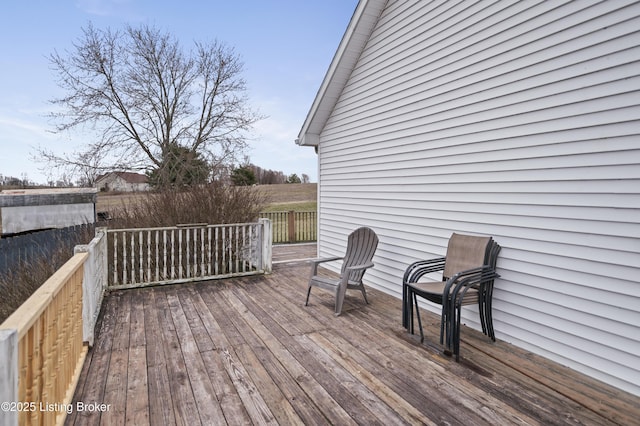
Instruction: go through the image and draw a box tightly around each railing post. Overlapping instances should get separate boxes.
[74,227,108,347]
[260,218,272,274]
[287,210,296,243]
[0,329,18,426]
[98,227,108,294]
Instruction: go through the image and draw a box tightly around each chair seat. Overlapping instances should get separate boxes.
[310,275,338,286]
[310,275,345,287]
[408,280,479,305]
[310,275,362,290]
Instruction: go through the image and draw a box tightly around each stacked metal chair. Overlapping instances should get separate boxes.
[403,233,501,360]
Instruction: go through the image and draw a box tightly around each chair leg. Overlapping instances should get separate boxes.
[413,293,424,343]
[442,298,455,357]
[402,283,409,329]
[486,296,495,341]
[406,286,414,334]
[335,280,348,316]
[453,303,461,361]
[305,285,312,306]
[439,304,447,345]
[359,284,369,304]
[478,289,488,337]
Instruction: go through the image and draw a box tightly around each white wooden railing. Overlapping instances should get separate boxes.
[107,219,272,289]
[0,219,272,425]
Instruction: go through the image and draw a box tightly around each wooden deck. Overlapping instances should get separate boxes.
[67,245,639,425]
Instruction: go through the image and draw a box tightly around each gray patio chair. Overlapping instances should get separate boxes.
[305,227,379,316]
[402,233,501,360]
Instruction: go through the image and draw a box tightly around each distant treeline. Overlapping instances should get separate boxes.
[0,174,37,189]
[245,164,309,185]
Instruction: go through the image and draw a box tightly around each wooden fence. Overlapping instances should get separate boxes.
[107,219,272,289]
[0,252,88,426]
[259,211,316,243]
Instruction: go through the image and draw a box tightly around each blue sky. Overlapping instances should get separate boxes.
[0,0,359,184]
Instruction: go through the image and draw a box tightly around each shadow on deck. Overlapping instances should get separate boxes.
[67,244,638,425]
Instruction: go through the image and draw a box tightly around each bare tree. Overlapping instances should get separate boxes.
[37,147,109,187]
[40,23,261,186]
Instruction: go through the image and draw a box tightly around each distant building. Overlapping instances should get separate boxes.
[0,188,97,235]
[96,172,149,192]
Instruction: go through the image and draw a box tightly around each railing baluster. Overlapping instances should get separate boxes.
[228,226,233,273]
[201,227,205,277]
[191,227,195,277]
[232,226,237,273]
[171,229,175,279]
[113,232,118,285]
[146,230,151,282]
[242,225,248,272]
[222,226,226,274]
[162,230,167,280]
[214,227,219,275]
[185,228,190,278]
[194,228,198,277]
[155,230,159,282]
[139,230,144,283]
[194,228,199,277]
[207,227,212,275]
[247,224,251,271]
[131,231,136,285]
[252,225,264,269]
[234,225,239,273]
[122,232,128,285]
[178,228,183,279]
[251,224,255,270]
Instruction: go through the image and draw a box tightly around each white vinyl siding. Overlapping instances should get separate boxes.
[315,0,640,396]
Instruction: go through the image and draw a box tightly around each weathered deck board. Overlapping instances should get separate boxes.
[67,245,639,425]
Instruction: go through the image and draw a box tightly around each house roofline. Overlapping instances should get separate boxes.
[296,0,386,147]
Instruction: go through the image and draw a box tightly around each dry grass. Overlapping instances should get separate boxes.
[261,201,317,212]
[256,183,317,204]
[97,183,317,214]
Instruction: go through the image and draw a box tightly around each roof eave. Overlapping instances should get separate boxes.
[295,0,386,147]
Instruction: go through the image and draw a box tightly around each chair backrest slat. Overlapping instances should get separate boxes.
[342,227,379,281]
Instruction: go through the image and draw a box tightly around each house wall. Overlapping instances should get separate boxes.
[97,175,148,192]
[316,0,640,396]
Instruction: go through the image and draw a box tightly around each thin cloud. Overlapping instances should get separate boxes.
[75,0,134,17]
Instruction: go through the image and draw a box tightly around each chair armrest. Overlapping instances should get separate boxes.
[309,256,343,275]
[346,261,374,272]
[444,265,500,299]
[403,256,446,283]
[310,256,343,265]
[339,262,375,286]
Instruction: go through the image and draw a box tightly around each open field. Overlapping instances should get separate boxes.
[257,183,316,205]
[96,183,317,214]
